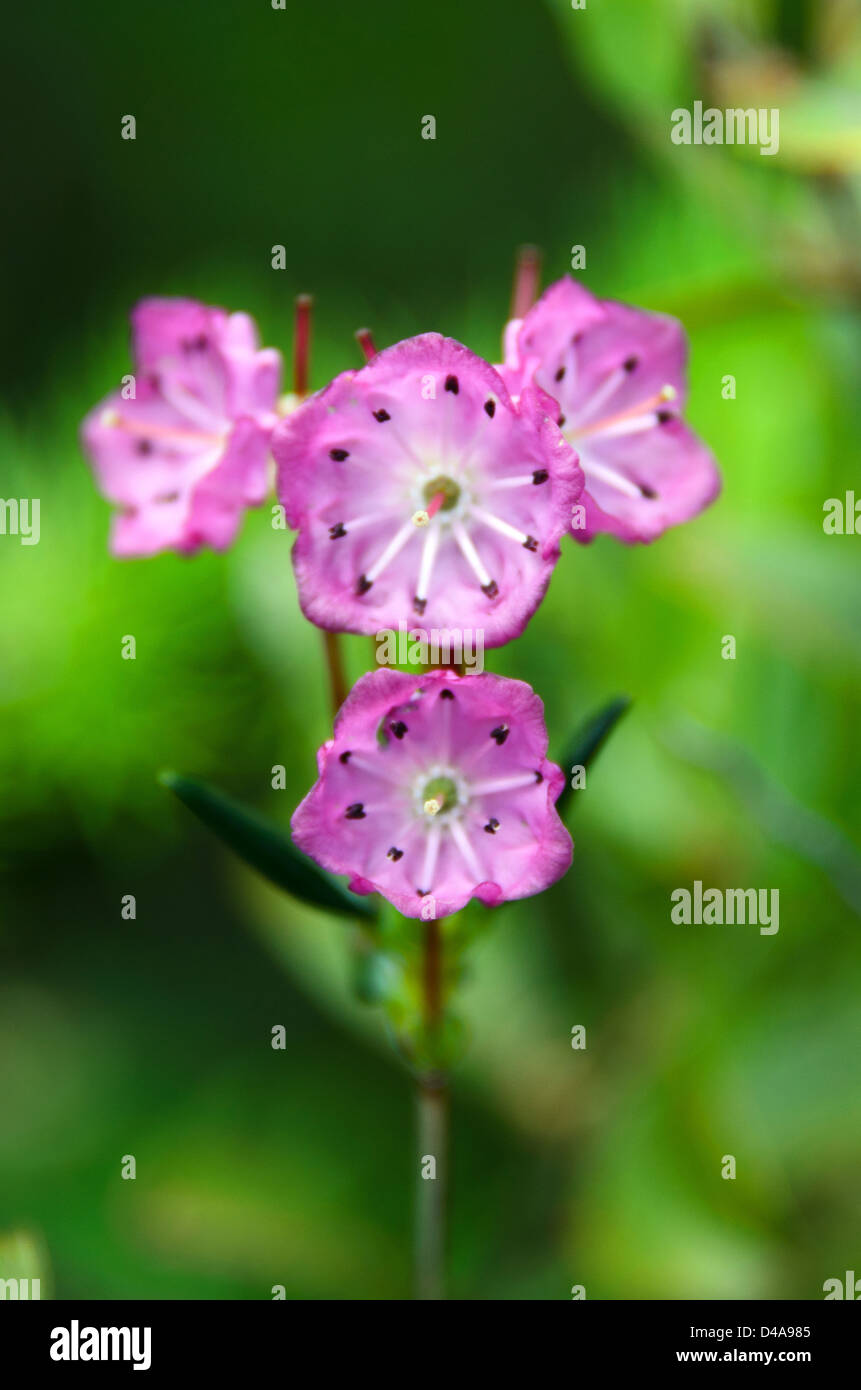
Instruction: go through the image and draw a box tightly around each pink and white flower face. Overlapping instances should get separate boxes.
[272,334,582,647]
[292,668,573,919]
[82,298,281,556]
[500,277,720,543]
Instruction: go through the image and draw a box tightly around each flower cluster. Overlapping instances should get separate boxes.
[82,271,720,920]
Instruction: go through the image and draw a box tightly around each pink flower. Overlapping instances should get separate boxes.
[500,277,720,543]
[292,667,572,920]
[271,334,582,647]
[82,298,282,556]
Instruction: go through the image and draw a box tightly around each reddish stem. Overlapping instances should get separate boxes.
[510,244,542,320]
[416,915,447,1300]
[293,294,313,398]
[322,630,348,716]
[355,327,377,363]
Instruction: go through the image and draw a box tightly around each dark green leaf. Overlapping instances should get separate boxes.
[555,696,631,819]
[159,771,377,921]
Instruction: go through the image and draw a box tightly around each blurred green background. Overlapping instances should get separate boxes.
[2,0,859,1300]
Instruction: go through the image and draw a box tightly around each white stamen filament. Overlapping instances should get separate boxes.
[578,455,643,500]
[486,474,541,491]
[365,520,417,583]
[420,822,442,893]
[338,510,398,535]
[584,412,659,441]
[471,772,539,796]
[571,385,676,441]
[449,820,483,881]
[415,524,441,604]
[342,754,404,785]
[472,506,530,546]
[453,522,492,588]
[574,365,627,426]
[381,418,426,469]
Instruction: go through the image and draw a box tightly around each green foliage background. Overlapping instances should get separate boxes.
[1,0,859,1299]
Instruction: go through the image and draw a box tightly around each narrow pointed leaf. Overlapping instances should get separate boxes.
[555,696,631,819]
[159,771,377,920]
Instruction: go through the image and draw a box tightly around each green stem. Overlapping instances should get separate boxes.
[415,1076,448,1301]
[322,630,348,716]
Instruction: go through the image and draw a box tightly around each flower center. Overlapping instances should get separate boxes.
[421,774,459,816]
[422,474,461,512]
